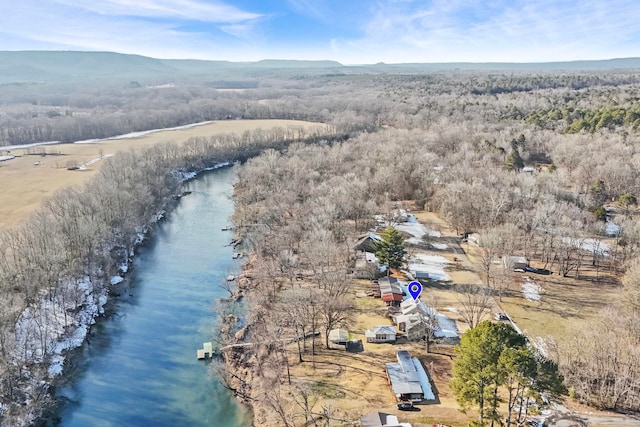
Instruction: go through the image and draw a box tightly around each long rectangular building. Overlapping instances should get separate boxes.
[385,350,424,401]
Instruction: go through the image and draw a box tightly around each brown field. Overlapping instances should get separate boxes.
[0,119,327,229]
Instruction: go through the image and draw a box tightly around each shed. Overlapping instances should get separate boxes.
[353,232,383,253]
[379,277,404,298]
[381,293,403,306]
[503,255,529,270]
[328,328,349,348]
[365,325,397,343]
[360,412,405,427]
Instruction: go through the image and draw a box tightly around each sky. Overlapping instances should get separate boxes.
[1,0,639,64]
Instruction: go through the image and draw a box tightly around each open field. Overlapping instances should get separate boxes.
[497,263,621,341]
[0,119,327,229]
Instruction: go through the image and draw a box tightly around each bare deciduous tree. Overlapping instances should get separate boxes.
[457,284,493,329]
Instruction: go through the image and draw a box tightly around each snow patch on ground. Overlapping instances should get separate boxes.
[0,155,16,162]
[529,336,549,358]
[522,276,542,301]
[430,242,448,250]
[12,276,109,377]
[562,237,610,256]
[606,219,620,236]
[396,221,441,244]
[581,238,610,256]
[1,140,61,150]
[118,262,129,273]
[110,276,124,285]
[408,254,451,281]
[174,170,197,181]
[75,121,214,144]
[204,161,232,170]
[79,154,114,168]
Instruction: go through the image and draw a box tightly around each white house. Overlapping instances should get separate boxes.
[365,325,397,343]
[394,300,459,341]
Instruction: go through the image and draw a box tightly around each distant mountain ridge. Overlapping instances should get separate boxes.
[369,57,640,71]
[1,51,639,84]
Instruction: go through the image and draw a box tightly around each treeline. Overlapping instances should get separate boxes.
[5,69,640,147]
[0,80,370,146]
[525,106,640,132]
[556,267,640,411]
[0,125,335,426]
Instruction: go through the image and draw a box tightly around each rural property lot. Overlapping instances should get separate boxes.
[277,207,631,426]
[0,119,327,229]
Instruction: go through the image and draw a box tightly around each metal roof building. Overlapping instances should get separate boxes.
[385,350,424,401]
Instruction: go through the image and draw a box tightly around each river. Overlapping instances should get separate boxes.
[49,167,251,427]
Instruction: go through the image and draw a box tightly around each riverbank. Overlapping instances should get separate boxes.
[49,167,251,426]
[0,122,342,426]
[0,119,329,229]
[45,163,232,381]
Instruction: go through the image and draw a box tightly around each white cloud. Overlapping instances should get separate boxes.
[336,0,640,63]
[0,0,263,59]
[52,0,261,22]
[286,0,326,19]
[0,0,639,62]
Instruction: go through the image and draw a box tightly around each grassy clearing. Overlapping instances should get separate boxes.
[0,119,327,229]
[499,267,621,341]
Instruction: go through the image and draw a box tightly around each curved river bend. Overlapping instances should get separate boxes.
[50,167,250,427]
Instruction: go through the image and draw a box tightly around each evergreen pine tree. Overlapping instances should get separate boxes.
[373,226,407,273]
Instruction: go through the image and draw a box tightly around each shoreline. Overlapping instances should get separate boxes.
[21,164,234,426]
[2,123,341,426]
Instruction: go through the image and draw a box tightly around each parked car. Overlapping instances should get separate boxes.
[524,266,552,275]
[397,402,420,411]
[495,312,510,321]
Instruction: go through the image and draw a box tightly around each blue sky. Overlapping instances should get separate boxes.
[1,0,639,64]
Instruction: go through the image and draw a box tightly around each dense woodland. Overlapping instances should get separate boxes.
[1,55,640,424]
[224,69,640,422]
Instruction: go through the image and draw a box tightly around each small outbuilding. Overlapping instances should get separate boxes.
[365,325,397,343]
[360,412,408,427]
[353,232,384,253]
[378,276,404,299]
[381,292,403,306]
[503,255,529,270]
[328,328,350,349]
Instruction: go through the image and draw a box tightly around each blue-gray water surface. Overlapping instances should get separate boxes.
[53,167,250,427]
